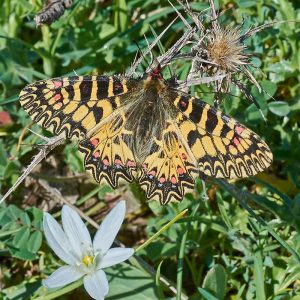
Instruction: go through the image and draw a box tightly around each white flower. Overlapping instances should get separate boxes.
[43,201,134,300]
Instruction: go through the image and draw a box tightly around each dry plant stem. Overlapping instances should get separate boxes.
[38,179,100,228]
[241,20,295,41]
[0,135,64,204]
[175,0,204,31]
[177,74,227,90]
[39,179,187,299]
[128,17,178,76]
[208,0,219,30]
[182,59,197,93]
[154,27,196,70]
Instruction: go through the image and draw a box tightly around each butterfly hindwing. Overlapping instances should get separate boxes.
[139,121,198,204]
[173,94,273,178]
[78,114,137,188]
[19,75,130,139]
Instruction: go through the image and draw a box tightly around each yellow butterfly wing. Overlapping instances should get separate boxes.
[78,114,137,188]
[19,75,131,139]
[138,121,198,204]
[173,93,273,178]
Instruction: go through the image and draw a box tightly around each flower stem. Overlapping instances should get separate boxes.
[135,209,188,253]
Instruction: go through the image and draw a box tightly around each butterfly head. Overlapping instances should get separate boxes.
[149,65,162,80]
[143,65,166,92]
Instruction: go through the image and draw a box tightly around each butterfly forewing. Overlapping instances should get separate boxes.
[19,75,130,139]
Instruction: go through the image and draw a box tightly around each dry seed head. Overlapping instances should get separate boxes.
[206,26,249,72]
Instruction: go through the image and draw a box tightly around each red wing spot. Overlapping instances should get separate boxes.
[233,137,240,146]
[180,100,187,108]
[181,153,187,160]
[53,81,62,88]
[235,126,245,135]
[126,160,136,167]
[114,159,122,165]
[103,158,109,166]
[54,94,62,101]
[159,177,166,183]
[91,138,99,146]
[177,167,185,175]
[93,151,100,158]
[171,176,177,184]
[142,164,148,171]
[148,170,156,176]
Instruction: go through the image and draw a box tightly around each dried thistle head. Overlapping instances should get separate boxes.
[173,0,273,108]
[192,24,255,91]
[205,26,249,72]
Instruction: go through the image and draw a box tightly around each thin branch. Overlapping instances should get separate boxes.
[208,0,219,30]
[0,135,64,204]
[147,27,196,71]
[128,17,178,76]
[177,74,227,89]
[240,20,296,41]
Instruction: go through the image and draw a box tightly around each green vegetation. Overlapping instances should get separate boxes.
[0,0,300,299]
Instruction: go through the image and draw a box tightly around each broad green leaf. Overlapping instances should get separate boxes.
[106,264,157,299]
[268,101,291,116]
[202,264,227,300]
[13,226,30,248]
[27,231,42,253]
[198,288,219,300]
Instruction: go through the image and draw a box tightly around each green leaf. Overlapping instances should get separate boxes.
[261,80,277,98]
[26,207,43,229]
[155,261,165,300]
[99,24,117,40]
[253,250,266,300]
[268,101,291,116]
[106,264,157,299]
[27,231,42,253]
[202,264,227,300]
[10,247,36,260]
[198,288,219,300]
[13,226,30,248]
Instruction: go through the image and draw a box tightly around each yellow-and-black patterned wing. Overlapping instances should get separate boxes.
[19,74,138,188]
[19,75,130,139]
[139,121,198,204]
[172,94,273,178]
[78,114,137,188]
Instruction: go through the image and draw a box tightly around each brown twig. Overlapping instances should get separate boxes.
[0,135,64,204]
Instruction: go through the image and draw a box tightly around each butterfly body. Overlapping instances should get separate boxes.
[19,70,273,204]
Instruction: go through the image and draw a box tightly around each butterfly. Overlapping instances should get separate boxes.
[19,67,273,204]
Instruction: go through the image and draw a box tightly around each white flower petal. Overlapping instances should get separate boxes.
[43,265,83,289]
[43,212,77,265]
[62,205,92,258]
[83,270,109,300]
[93,201,126,254]
[99,247,134,269]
